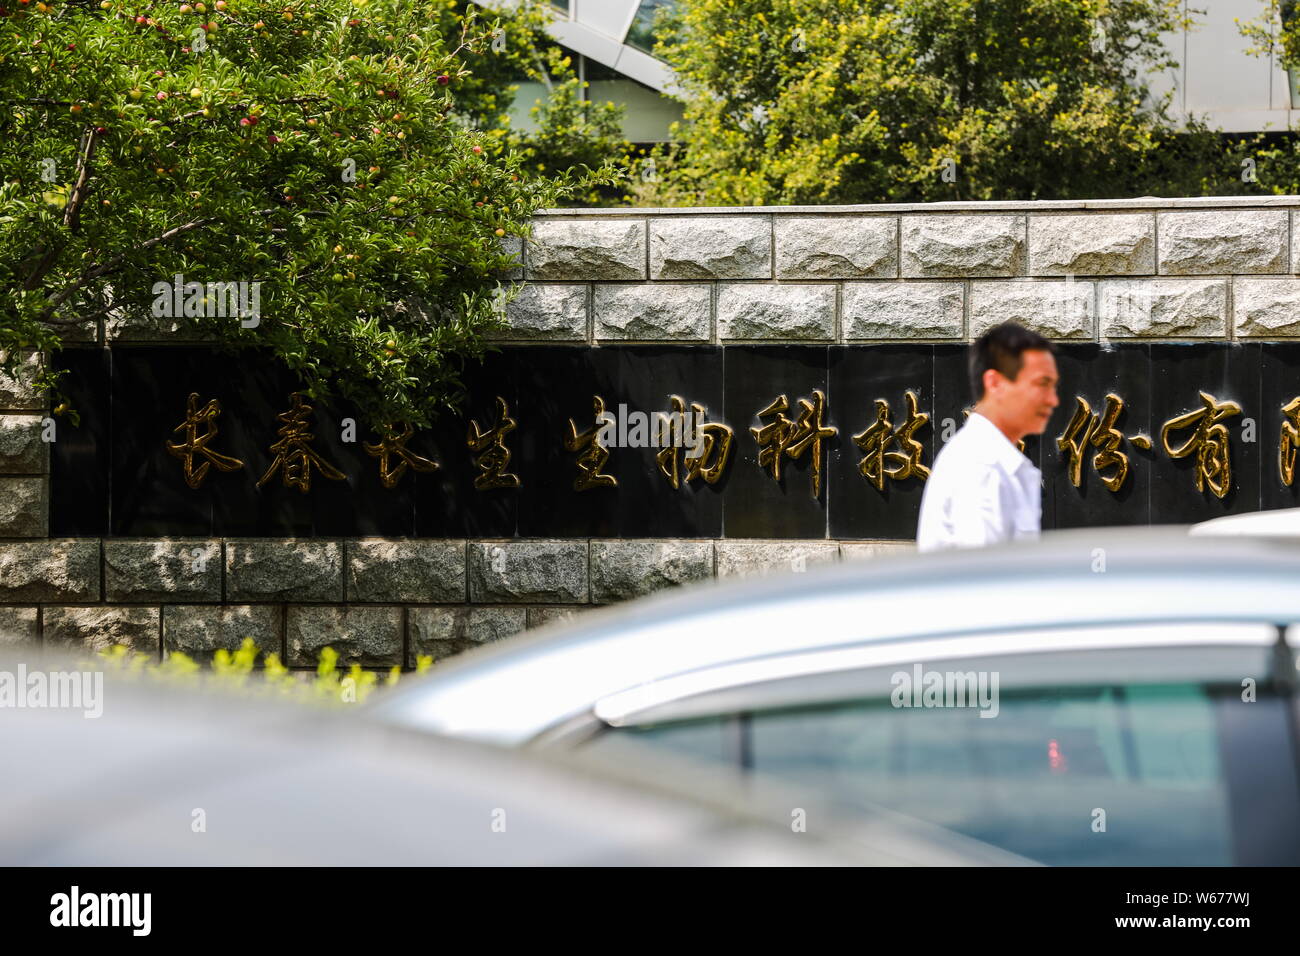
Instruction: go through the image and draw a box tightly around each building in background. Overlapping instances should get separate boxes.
[477,0,685,144]
[1151,0,1298,132]
[479,0,1300,143]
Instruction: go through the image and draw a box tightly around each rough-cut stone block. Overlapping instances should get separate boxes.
[715,541,839,579]
[0,606,38,647]
[902,215,1026,278]
[0,351,44,410]
[0,540,98,602]
[839,541,918,561]
[490,284,587,341]
[104,539,221,602]
[286,605,402,666]
[589,540,713,604]
[774,216,897,279]
[498,235,524,281]
[1029,214,1155,276]
[0,476,46,537]
[526,606,589,629]
[1233,278,1300,337]
[717,284,835,341]
[163,605,283,661]
[0,415,47,473]
[525,220,646,280]
[468,540,588,604]
[1292,211,1300,275]
[594,284,711,341]
[225,540,343,602]
[408,606,527,665]
[44,605,159,655]
[1099,279,1227,338]
[842,281,964,340]
[1157,210,1287,275]
[650,217,771,279]
[346,539,466,603]
[104,306,214,342]
[969,280,1095,339]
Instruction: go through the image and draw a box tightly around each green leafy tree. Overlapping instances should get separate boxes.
[631,0,1235,205]
[1,0,623,427]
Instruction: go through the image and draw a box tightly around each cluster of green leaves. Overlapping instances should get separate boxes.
[1,0,624,427]
[98,636,431,705]
[1238,0,1300,69]
[628,0,1269,205]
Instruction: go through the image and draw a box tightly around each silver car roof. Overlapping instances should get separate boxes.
[0,653,920,866]
[369,527,1300,745]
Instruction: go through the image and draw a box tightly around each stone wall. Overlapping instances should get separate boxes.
[0,537,911,664]
[495,197,1300,345]
[5,197,1299,666]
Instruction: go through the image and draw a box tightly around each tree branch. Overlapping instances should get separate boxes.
[37,210,277,322]
[63,127,100,233]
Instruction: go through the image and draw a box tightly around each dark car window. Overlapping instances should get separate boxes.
[590,671,1300,865]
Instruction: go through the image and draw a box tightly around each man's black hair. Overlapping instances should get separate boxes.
[968,322,1056,400]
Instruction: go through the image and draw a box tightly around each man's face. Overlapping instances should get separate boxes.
[988,349,1059,437]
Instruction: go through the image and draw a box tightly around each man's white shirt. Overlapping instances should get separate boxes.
[916,411,1041,552]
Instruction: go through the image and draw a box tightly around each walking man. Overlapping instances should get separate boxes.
[917,322,1059,552]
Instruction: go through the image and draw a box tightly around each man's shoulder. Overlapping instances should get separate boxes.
[932,423,1005,474]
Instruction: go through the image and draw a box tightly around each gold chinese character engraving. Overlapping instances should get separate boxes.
[165,392,244,489]
[1056,394,1151,492]
[1281,397,1300,487]
[256,392,346,493]
[655,395,734,489]
[364,423,439,489]
[852,390,931,491]
[751,389,838,498]
[1160,391,1241,499]
[564,394,618,491]
[466,396,521,490]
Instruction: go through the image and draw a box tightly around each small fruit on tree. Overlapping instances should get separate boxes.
[2,0,624,430]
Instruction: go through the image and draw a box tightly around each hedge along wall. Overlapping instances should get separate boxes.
[4,195,1300,668]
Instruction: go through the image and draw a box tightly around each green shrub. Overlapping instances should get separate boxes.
[96,638,432,706]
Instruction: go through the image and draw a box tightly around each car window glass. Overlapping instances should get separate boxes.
[593,680,1243,865]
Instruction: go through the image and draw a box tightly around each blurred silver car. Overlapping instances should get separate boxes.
[1191,506,1300,539]
[0,655,1024,866]
[370,528,1300,866]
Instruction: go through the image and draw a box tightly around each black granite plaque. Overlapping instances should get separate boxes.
[722,346,831,539]
[828,345,934,539]
[1048,344,1152,530]
[49,342,1286,540]
[615,346,725,538]
[1260,343,1300,513]
[414,348,518,538]
[515,346,621,538]
[50,348,111,537]
[1149,343,1261,524]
